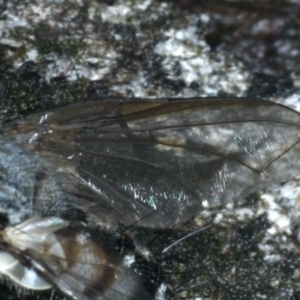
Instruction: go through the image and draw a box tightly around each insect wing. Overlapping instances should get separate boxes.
[0,217,156,300]
[5,98,300,228]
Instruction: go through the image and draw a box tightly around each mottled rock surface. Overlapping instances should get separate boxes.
[0,0,300,299]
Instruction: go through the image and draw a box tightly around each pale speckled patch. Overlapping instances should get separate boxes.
[154,20,250,97]
[209,177,300,265]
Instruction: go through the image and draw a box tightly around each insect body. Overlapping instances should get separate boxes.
[0,97,300,299]
[0,216,164,300]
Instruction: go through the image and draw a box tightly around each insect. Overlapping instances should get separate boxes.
[0,97,299,299]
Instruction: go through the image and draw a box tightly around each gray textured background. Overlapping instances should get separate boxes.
[0,1,300,299]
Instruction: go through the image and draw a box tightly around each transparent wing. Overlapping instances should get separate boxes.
[5,97,300,228]
[0,217,155,300]
[27,252,155,300]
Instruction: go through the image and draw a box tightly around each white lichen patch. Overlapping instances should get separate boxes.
[254,178,300,264]
[234,208,255,221]
[154,18,250,97]
[281,92,300,112]
[101,4,132,23]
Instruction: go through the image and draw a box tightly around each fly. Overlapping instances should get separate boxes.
[0,97,299,299]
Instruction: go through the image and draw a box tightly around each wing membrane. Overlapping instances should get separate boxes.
[5,97,300,228]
